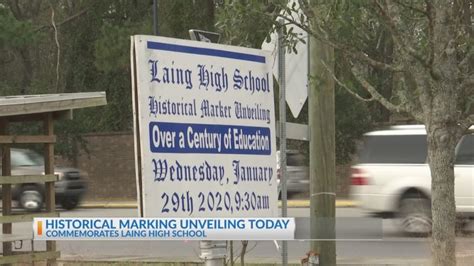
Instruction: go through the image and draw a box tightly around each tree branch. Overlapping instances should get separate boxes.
[275,13,404,73]
[392,0,427,15]
[30,0,42,18]
[321,61,374,102]
[460,0,473,39]
[375,1,430,69]
[351,66,407,114]
[399,70,428,122]
[49,0,60,93]
[425,0,435,68]
[7,0,23,19]
[35,8,89,32]
[297,0,315,20]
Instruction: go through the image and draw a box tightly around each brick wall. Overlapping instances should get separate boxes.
[61,131,352,202]
[69,132,137,201]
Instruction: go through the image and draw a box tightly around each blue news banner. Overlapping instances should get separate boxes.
[33,218,294,240]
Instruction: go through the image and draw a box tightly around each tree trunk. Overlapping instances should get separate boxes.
[427,123,462,266]
[18,47,33,95]
[426,2,466,264]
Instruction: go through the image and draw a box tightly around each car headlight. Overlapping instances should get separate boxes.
[54,172,65,180]
[41,171,64,180]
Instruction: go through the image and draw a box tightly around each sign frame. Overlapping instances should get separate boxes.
[131,35,278,218]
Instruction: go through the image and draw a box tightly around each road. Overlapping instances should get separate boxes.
[6,207,474,264]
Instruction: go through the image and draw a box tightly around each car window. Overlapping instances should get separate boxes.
[276,151,307,167]
[358,135,428,164]
[455,134,474,165]
[11,150,43,167]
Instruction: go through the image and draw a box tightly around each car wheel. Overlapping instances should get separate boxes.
[398,195,432,235]
[61,196,80,210]
[19,186,43,212]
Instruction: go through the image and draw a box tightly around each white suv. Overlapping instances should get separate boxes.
[350,125,473,233]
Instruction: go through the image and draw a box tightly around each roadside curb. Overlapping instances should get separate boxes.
[80,202,138,208]
[282,200,356,208]
[59,260,299,266]
[79,200,356,209]
[57,255,474,266]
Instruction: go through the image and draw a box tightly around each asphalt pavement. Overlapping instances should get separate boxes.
[4,207,474,264]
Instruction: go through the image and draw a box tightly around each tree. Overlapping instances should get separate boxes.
[216,0,373,165]
[276,1,472,265]
[0,0,217,158]
[218,0,472,264]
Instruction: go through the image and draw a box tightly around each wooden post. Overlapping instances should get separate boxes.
[309,21,336,265]
[0,119,12,256]
[43,113,56,265]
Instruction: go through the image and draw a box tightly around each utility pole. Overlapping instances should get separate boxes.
[308,11,336,266]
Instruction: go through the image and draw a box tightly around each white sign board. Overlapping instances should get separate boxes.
[131,35,277,218]
[261,0,308,118]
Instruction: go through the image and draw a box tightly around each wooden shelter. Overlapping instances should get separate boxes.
[0,92,106,264]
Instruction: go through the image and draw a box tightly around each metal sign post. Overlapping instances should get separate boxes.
[277,19,288,266]
[189,29,221,43]
[199,241,227,266]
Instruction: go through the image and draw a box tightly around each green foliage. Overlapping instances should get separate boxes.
[334,83,372,163]
[158,0,216,38]
[0,0,217,158]
[95,22,149,73]
[216,0,277,48]
[216,1,374,164]
[0,8,40,49]
[1,0,379,163]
